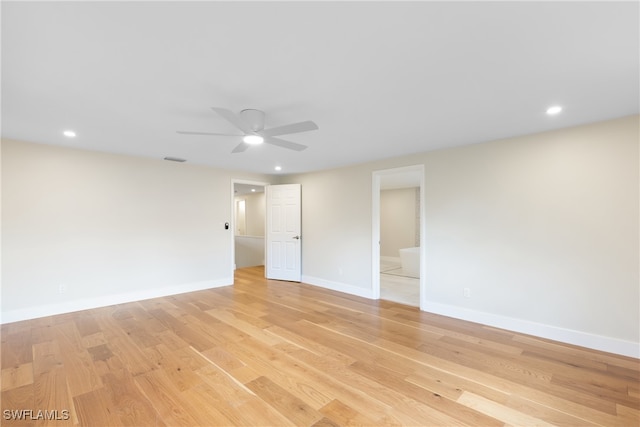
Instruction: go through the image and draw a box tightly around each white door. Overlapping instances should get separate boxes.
[266,184,302,281]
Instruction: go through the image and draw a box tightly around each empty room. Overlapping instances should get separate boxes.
[1,1,638,426]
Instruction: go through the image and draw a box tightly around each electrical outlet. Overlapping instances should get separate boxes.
[58,284,67,294]
[463,287,471,298]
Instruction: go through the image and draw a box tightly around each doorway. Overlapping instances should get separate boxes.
[231,180,268,275]
[372,165,425,309]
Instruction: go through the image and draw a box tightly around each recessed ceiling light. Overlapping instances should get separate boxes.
[243,134,264,145]
[251,188,256,192]
[546,106,563,115]
[275,166,282,171]
[63,130,76,137]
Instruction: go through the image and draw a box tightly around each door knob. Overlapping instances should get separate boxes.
[293,235,300,240]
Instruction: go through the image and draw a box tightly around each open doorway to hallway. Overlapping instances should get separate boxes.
[232,181,267,273]
[372,166,425,308]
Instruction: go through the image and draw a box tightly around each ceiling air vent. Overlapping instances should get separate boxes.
[163,156,186,162]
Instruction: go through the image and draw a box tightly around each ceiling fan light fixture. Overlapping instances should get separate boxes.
[546,105,563,115]
[179,107,316,153]
[243,134,264,145]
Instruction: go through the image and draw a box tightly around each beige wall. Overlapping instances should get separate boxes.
[2,115,638,355]
[289,163,374,289]
[245,192,265,237]
[423,116,638,343]
[234,192,265,237]
[1,139,271,321]
[286,115,639,355]
[380,188,418,258]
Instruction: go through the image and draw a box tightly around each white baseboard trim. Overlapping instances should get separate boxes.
[302,275,374,299]
[297,276,639,358]
[0,277,233,325]
[9,274,634,358]
[423,301,640,359]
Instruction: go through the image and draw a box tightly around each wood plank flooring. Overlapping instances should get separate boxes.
[1,266,638,426]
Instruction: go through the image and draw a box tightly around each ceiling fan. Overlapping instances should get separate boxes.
[177,107,318,153]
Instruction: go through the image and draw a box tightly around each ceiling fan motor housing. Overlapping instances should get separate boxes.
[177,106,316,153]
[240,109,265,132]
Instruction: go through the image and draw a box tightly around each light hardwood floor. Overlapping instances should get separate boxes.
[1,266,638,426]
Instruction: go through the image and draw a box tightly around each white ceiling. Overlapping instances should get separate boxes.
[2,1,638,176]
[234,183,265,196]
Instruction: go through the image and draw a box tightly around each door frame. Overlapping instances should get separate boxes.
[372,165,426,310]
[230,179,269,277]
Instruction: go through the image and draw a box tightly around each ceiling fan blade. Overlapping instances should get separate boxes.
[176,131,240,136]
[211,107,253,134]
[265,137,308,151]
[261,120,318,137]
[231,142,251,153]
